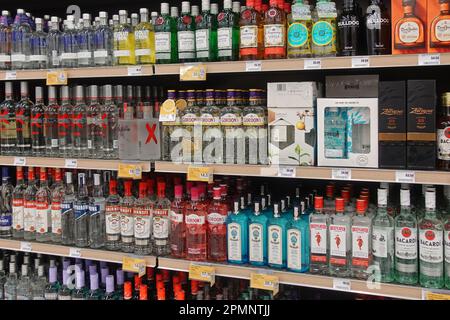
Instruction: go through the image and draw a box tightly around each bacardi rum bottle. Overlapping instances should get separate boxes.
[309,196,329,274]
[31,87,45,156]
[134,181,153,255]
[35,168,52,242]
[351,199,372,280]
[120,180,135,253]
[329,198,351,277]
[170,185,186,258]
[12,167,26,239]
[153,182,171,256]
[208,187,228,262]
[50,169,64,243]
[105,180,121,251]
[15,81,33,155]
[185,187,208,261]
[23,168,37,241]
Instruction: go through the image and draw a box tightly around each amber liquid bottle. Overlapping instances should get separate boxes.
[239,0,264,60]
[430,0,450,48]
[394,0,425,49]
[437,93,450,171]
[263,0,287,59]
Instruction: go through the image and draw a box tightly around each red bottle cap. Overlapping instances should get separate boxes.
[360,195,369,205]
[261,3,269,12]
[139,285,148,300]
[174,184,183,198]
[335,198,345,212]
[314,196,324,209]
[326,184,334,198]
[157,287,166,300]
[16,167,23,180]
[109,180,117,195]
[139,182,147,198]
[39,168,46,181]
[156,273,163,283]
[270,0,278,7]
[124,180,133,196]
[173,275,180,286]
[341,189,350,203]
[186,181,194,194]
[191,187,199,201]
[146,267,154,280]
[356,199,366,214]
[175,290,185,300]
[213,187,221,200]
[157,176,165,183]
[157,182,166,198]
[54,168,62,181]
[246,0,255,8]
[124,281,132,300]
[134,275,141,290]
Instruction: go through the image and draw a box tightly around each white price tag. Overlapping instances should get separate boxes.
[304,59,321,70]
[127,66,143,76]
[246,61,262,72]
[278,167,296,178]
[20,242,32,252]
[13,157,26,166]
[333,278,351,291]
[69,248,82,258]
[65,159,78,169]
[395,171,416,183]
[5,71,17,80]
[352,56,370,68]
[418,54,440,66]
[332,168,352,180]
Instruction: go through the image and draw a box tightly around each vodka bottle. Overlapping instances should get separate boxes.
[50,169,64,243]
[77,14,95,67]
[72,85,88,158]
[4,262,18,300]
[23,168,37,241]
[153,182,171,256]
[94,12,113,66]
[57,267,73,300]
[0,11,12,70]
[11,9,32,69]
[134,181,153,255]
[17,264,32,300]
[30,18,48,69]
[113,10,136,65]
[31,86,46,156]
[105,180,121,251]
[329,198,351,277]
[44,266,59,300]
[74,173,89,247]
[101,85,119,159]
[87,85,103,159]
[0,82,16,155]
[351,199,372,280]
[61,171,75,246]
[44,86,59,157]
[0,167,14,238]
[35,168,52,242]
[12,167,26,239]
[47,16,62,68]
[60,15,78,68]
[309,196,329,274]
[31,265,46,300]
[58,86,73,158]
[15,81,33,156]
[170,185,186,258]
[89,173,106,249]
[120,180,135,253]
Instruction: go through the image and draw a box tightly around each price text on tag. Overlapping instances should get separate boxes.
[14,157,26,166]
[278,167,296,178]
[118,163,143,180]
[395,171,415,183]
[333,278,351,291]
[46,70,68,85]
[418,53,440,66]
[69,248,82,258]
[128,66,143,76]
[122,257,146,277]
[189,264,215,285]
[180,64,207,81]
[304,59,321,70]
[187,165,214,183]
[246,61,262,72]
[5,71,17,80]
[20,242,32,252]
[352,56,370,68]
[65,159,78,169]
[332,168,352,180]
[250,273,279,295]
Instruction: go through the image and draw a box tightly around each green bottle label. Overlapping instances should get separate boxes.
[312,21,333,46]
[288,23,308,48]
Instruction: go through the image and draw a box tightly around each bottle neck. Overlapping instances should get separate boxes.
[141,13,149,23]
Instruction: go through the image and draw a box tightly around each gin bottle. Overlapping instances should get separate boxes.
[51,169,64,243]
[394,188,418,285]
[134,181,153,256]
[60,15,78,68]
[11,9,32,69]
[287,202,310,273]
[135,8,156,64]
[35,168,52,242]
[243,89,267,165]
[72,270,87,300]
[113,10,136,65]
[58,86,73,158]
[44,86,59,157]
[89,173,106,249]
[47,16,62,68]
[105,180,121,251]
[87,85,102,159]
[177,2,196,63]
[31,87,46,156]
[61,171,75,246]
[329,198,351,277]
[0,82,16,155]
[30,18,48,69]
[221,90,244,164]
[17,264,32,300]
[337,0,361,56]
[311,0,337,57]
[185,187,208,261]
[248,201,268,266]
[120,180,135,253]
[309,196,329,274]
[155,3,178,64]
[15,81,33,156]
[93,12,113,66]
[72,86,88,158]
[74,173,89,248]
[267,203,288,268]
[324,107,348,159]
[23,168,37,241]
[200,90,222,164]
[180,90,201,163]
[0,12,11,70]
[217,0,240,61]
[4,262,18,300]
[196,0,218,62]
[170,185,186,258]
[372,188,394,283]
[365,0,391,55]
[227,201,249,264]
[101,85,119,159]
[351,199,372,280]
[419,190,444,288]
[287,0,312,58]
[77,14,94,67]
[0,167,13,238]
[207,187,228,262]
[44,266,59,300]
[239,0,264,60]
[263,0,287,59]
[153,182,171,256]
[12,167,26,239]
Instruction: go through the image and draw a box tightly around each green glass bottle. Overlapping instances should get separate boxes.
[217,0,240,61]
[177,1,196,63]
[287,0,312,58]
[195,0,218,61]
[155,3,178,64]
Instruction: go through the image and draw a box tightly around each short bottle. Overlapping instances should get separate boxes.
[227,201,249,264]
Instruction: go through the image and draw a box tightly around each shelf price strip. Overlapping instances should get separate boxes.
[418,53,440,66]
[118,163,143,180]
[332,168,352,180]
[189,263,215,285]
[250,272,279,295]
[187,165,213,183]
[122,256,146,277]
[180,64,207,81]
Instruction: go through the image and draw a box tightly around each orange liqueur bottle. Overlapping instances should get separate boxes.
[263,0,287,59]
[239,0,263,60]
[431,0,450,47]
[394,0,425,49]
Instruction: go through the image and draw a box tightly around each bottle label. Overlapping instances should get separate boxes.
[135,49,152,57]
[201,114,221,126]
[94,50,108,58]
[178,31,195,52]
[207,212,226,225]
[134,208,151,239]
[153,216,169,239]
[73,204,88,219]
[399,21,420,44]
[196,29,210,52]
[51,202,62,235]
[310,223,327,257]
[29,55,47,62]
[77,51,92,59]
[372,227,393,258]
[181,113,199,125]
[113,50,131,57]
[287,228,302,270]
[12,199,24,231]
[135,30,150,41]
[185,214,206,225]
[0,215,12,228]
[0,54,10,62]
[288,23,309,48]
[291,3,312,21]
[419,229,443,263]
[221,113,242,126]
[35,202,50,234]
[105,205,121,235]
[435,20,450,42]
[114,31,130,41]
[120,210,134,237]
[60,53,77,60]
[395,227,417,260]
[170,210,183,223]
[155,32,171,53]
[240,25,258,48]
[268,225,283,265]
[243,113,264,126]
[445,230,450,264]
[218,27,232,50]
[264,24,285,47]
[312,21,334,46]
[24,201,35,232]
[437,128,450,161]
[249,223,264,263]
[351,226,370,267]
[329,224,347,265]
[227,222,242,261]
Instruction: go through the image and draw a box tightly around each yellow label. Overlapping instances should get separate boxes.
[250,273,279,295]
[46,71,68,85]
[122,256,146,277]
[176,99,187,112]
[159,99,177,122]
[187,165,213,183]
[424,291,450,300]
[189,263,215,285]
[118,163,143,180]
[180,64,207,81]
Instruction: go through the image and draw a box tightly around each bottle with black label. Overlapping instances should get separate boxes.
[337,0,361,56]
[366,0,391,55]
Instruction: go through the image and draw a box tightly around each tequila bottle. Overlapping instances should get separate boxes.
[4,262,18,300]
[221,90,244,164]
[113,10,136,65]
[0,82,16,155]
[287,0,312,58]
[155,3,178,64]
[101,85,119,159]
[58,86,73,158]
[153,182,171,256]
[44,266,59,300]
[177,2,196,63]
[337,0,361,56]
[11,9,32,70]
[239,0,263,60]
[120,180,135,253]
[12,167,26,239]
[135,8,156,64]
[89,173,106,249]
[72,86,88,158]
[16,264,32,300]
[77,14,95,67]
[61,171,75,246]
[94,12,113,66]
[47,16,62,69]
[394,0,425,49]
[243,89,267,165]
[134,181,153,255]
[24,168,37,241]
[329,198,351,277]
[263,0,286,59]
[309,196,329,274]
[87,85,102,159]
[248,201,268,266]
[60,15,78,68]
[227,201,249,264]
[31,86,46,156]
[351,199,372,280]
[324,107,348,159]
[35,168,52,242]
[170,185,186,258]
[196,0,218,62]
[15,81,33,156]
[366,0,391,55]
[217,0,240,61]
[311,0,337,57]
[30,18,48,69]
[207,187,228,262]
[50,169,63,243]
[44,86,59,157]
[105,180,121,251]
[431,0,450,48]
[0,12,11,70]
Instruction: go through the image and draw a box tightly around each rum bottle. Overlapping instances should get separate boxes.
[263,0,286,59]
[287,0,312,58]
[394,0,425,49]
[437,93,450,170]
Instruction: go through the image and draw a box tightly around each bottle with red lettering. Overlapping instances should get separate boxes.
[351,198,372,280]
[309,196,329,274]
[120,180,135,253]
[239,0,263,60]
[263,0,286,59]
[105,180,121,251]
[185,187,207,261]
[207,187,228,262]
[328,197,351,277]
[170,185,186,258]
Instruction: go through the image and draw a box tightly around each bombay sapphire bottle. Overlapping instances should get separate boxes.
[268,203,288,269]
[287,202,310,273]
[324,107,348,159]
[77,14,95,67]
[227,201,249,264]
[0,11,11,70]
[11,9,32,70]
[30,18,48,69]
[60,15,78,68]
[47,16,62,68]
[248,201,268,266]
[94,12,113,66]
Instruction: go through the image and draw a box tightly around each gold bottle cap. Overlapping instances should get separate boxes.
[442,92,450,106]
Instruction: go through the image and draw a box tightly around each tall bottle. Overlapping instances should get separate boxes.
[177,2,196,63]
[153,182,171,256]
[239,0,263,60]
[263,0,286,59]
[89,173,106,249]
[184,187,207,261]
[351,199,372,280]
[311,0,337,57]
[287,0,312,58]
[74,172,89,247]
[135,8,156,64]
[77,14,94,67]
[58,86,73,158]
[309,196,329,274]
[221,90,244,164]
[365,0,391,55]
[134,181,152,255]
[170,184,186,258]
[35,168,52,242]
[337,0,361,56]
[50,169,64,243]
[87,85,102,159]
[0,82,16,155]
[93,12,113,66]
[30,18,48,69]
[12,167,26,239]
[23,168,37,241]
[4,262,18,300]
[105,180,121,251]
[227,201,249,264]
[217,0,240,61]
[15,81,33,156]
[44,86,59,157]
[444,206,450,289]
[287,202,310,273]
[11,9,32,70]
[329,198,351,277]
[0,11,12,70]
[155,3,178,64]
[248,201,268,266]
[120,180,135,253]
[113,10,136,65]
[0,167,13,238]
[47,16,62,69]
[61,171,75,246]
[207,187,228,262]
[60,15,79,68]
[31,87,46,156]
[267,203,288,268]
[101,85,119,159]
[196,0,218,62]
[72,85,88,158]
[16,264,32,300]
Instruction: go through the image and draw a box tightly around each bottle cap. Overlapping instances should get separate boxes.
[400,188,410,207]
[90,273,99,290]
[224,0,232,9]
[124,281,132,299]
[211,3,219,14]
[140,8,149,15]
[356,199,366,214]
[202,0,211,11]
[99,11,108,19]
[109,179,117,194]
[182,1,191,13]
[314,196,324,209]
[326,184,334,198]
[232,1,241,13]
[116,269,124,285]
[171,6,179,17]
[335,197,345,212]
[106,275,115,293]
[341,189,350,203]
[119,10,128,16]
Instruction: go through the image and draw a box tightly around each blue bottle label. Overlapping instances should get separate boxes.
[249,223,264,263]
[61,202,72,211]
[227,223,242,261]
[287,229,302,270]
[0,215,12,227]
[268,225,283,265]
[288,23,309,48]
[89,205,100,216]
[312,21,333,46]
[73,204,88,219]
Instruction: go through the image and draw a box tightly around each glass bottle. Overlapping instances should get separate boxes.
[77,13,94,67]
[221,90,244,165]
[50,169,64,243]
[248,201,268,266]
[431,0,450,48]
[47,16,62,69]
[61,171,75,246]
[44,266,59,300]
[267,203,288,268]
[44,86,59,157]
[113,10,136,65]
[217,0,240,61]
[30,18,48,69]
[58,86,73,158]
[104,275,118,300]
[87,85,102,159]
[23,168,37,241]
[351,199,372,280]
[31,265,46,300]
[184,187,207,261]
[437,93,450,170]
[11,9,32,70]
[309,196,329,274]
[0,11,12,70]
[87,273,101,300]
[444,209,450,289]
[0,167,13,238]
[135,8,156,64]
[243,89,267,165]
[227,201,249,264]
[329,197,351,277]
[311,0,337,57]
[394,0,425,49]
[287,0,312,58]
[12,167,26,239]
[74,172,89,248]
[15,81,33,156]
[287,202,310,273]
[72,85,88,159]
[93,12,113,66]
[263,0,286,59]
[35,168,52,242]
[16,264,32,300]
[200,90,223,164]
[207,187,228,262]
[4,262,18,300]
[153,182,171,256]
[365,0,391,55]
[180,90,201,163]
[170,184,186,258]
[71,270,87,300]
[239,0,263,60]
[31,86,46,156]
[324,107,348,160]
[101,85,119,159]
[0,82,16,155]
[89,173,106,249]
[196,0,218,62]
[120,180,135,253]
[134,181,153,255]
[177,2,196,63]
[155,3,178,64]
[60,15,79,68]
[105,180,121,251]
[337,0,361,56]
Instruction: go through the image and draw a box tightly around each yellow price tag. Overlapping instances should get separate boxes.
[424,291,450,300]
[118,163,143,180]
[122,256,146,277]
[46,70,68,85]
[189,263,215,285]
[250,273,279,295]
[159,99,177,122]
[180,64,207,81]
[187,165,213,183]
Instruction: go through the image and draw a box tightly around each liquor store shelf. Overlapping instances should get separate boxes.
[0,239,156,267]
[0,156,152,172]
[154,162,450,185]
[0,53,449,81]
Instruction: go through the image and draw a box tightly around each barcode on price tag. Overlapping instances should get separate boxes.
[246,61,262,72]
[304,59,321,70]
[332,168,352,180]
[20,242,32,252]
[128,66,143,76]
[333,278,351,291]
[14,157,26,166]
[69,248,81,258]
[65,159,78,169]
[352,56,370,68]
[5,71,17,80]
[418,54,440,66]
[396,171,415,183]
[278,167,296,178]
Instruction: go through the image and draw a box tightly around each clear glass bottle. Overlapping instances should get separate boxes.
[221,90,244,165]
[311,0,337,57]
[12,167,26,239]
[170,184,186,258]
[134,181,153,255]
[351,198,372,280]
[89,173,106,249]
[185,187,208,261]
[11,9,32,70]
[72,85,88,159]
[58,86,73,158]
[177,2,196,63]
[74,173,89,248]
[47,16,62,69]
[44,86,59,157]
[44,266,59,300]
[50,169,63,243]
[31,265,46,300]
[329,198,351,277]
[61,171,75,246]
[207,187,228,262]
[227,201,249,264]
[77,13,95,67]
[4,262,18,300]
[16,264,32,300]
[153,182,171,256]
[23,168,37,241]
[287,0,312,58]
[113,10,136,65]
[101,85,119,159]
[30,18,48,69]
[105,180,121,251]
[0,82,16,155]
[93,12,113,66]
[180,90,201,163]
[15,81,33,156]
[155,3,178,64]
[31,86,46,156]
[309,196,329,274]
[243,89,267,165]
[120,180,135,253]
[0,11,12,70]
[87,85,103,159]
[87,273,101,300]
[35,168,52,242]
[0,167,13,238]
[135,8,156,64]
[60,15,79,68]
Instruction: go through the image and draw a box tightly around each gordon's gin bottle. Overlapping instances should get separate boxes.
[185,187,207,261]
[207,187,228,262]
[170,185,186,258]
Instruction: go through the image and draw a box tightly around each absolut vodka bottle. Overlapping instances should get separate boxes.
[72,86,88,158]
[74,173,89,248]
[77,14,95,67]
[30,18,48,69]
[101,85,119,159]
[58,86,73,158]
[0,168,14,238]
[47,16,62,68]
[31,87,46,156]
[61,171,75,246]
[15,81,33,156]
[11,9,32,69]
[0,82,17,155]
[60,15,78,68]
[87,85,102,159]
[94,12,113,66]
[89,173,105,249]
[0,11,12,70]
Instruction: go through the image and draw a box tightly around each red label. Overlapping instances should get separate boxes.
[183,16,192,25]
[13,199,23,207]
[330,257,347,266]
[195,15,203,24]
[240,48,258,56]
[156,17,164,25]
[134,208,151,216]
[25,200,35,208]
[51,202,61,210]
[311,255,327,263]
[268,8,277,17]
[154,209,168,217]
[425,230,435,241]
[445,127,450,139]
[36,202,49,210]
[402,227,412,238]
[120,207,133,215]
[217,12,225,21]
[106,205,120,213]
[352,258,369,268]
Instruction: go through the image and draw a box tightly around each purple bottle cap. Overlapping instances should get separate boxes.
[63,260,70,270]
[205,90,214,100]
[90,273,99,291]
[227,90,236,98]
[76,271,85,289]
[101,267,109,284]
[106,275,115,293]
[249,90,258,99]
[187,91,195,100]
[63,268,69,285]
[168,91,176,100]
[116,269,124,285]
[49,266,57,283]
[89,265,97,275]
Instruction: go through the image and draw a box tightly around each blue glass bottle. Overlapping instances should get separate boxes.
[324,107,348,159]
[60,15,78,68]
[227,201,249,264]
[47,16,62,69]
[0,11,12,70]
[248,201,268,266]
[11,9,32,70]
[30,18,48,69]
[287,202,310,273]
[268,203,288,269]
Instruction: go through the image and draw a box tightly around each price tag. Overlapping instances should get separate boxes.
[69,248,82,258]
[118,163,143,180]
[65,159,78,169]
[278,167,296,178]
[159,99,177,122]
[187,165,213,183]
[352,56,370,68]
[122,256,146,277]
[46,70,68,85]
[250,273,279,295]
[395,171,416,183]
[332,168,352,180]
[189,263,215,285]
[13,157,26,166]
[246,60,262,72]
[418,53,440,66]
[180,64,207,81]
[422,290,450,300]
[333,278,351,291]
[20,242,32,252]
[5,71,17,80]
[127,66,143,76]
[304,59,321,70]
